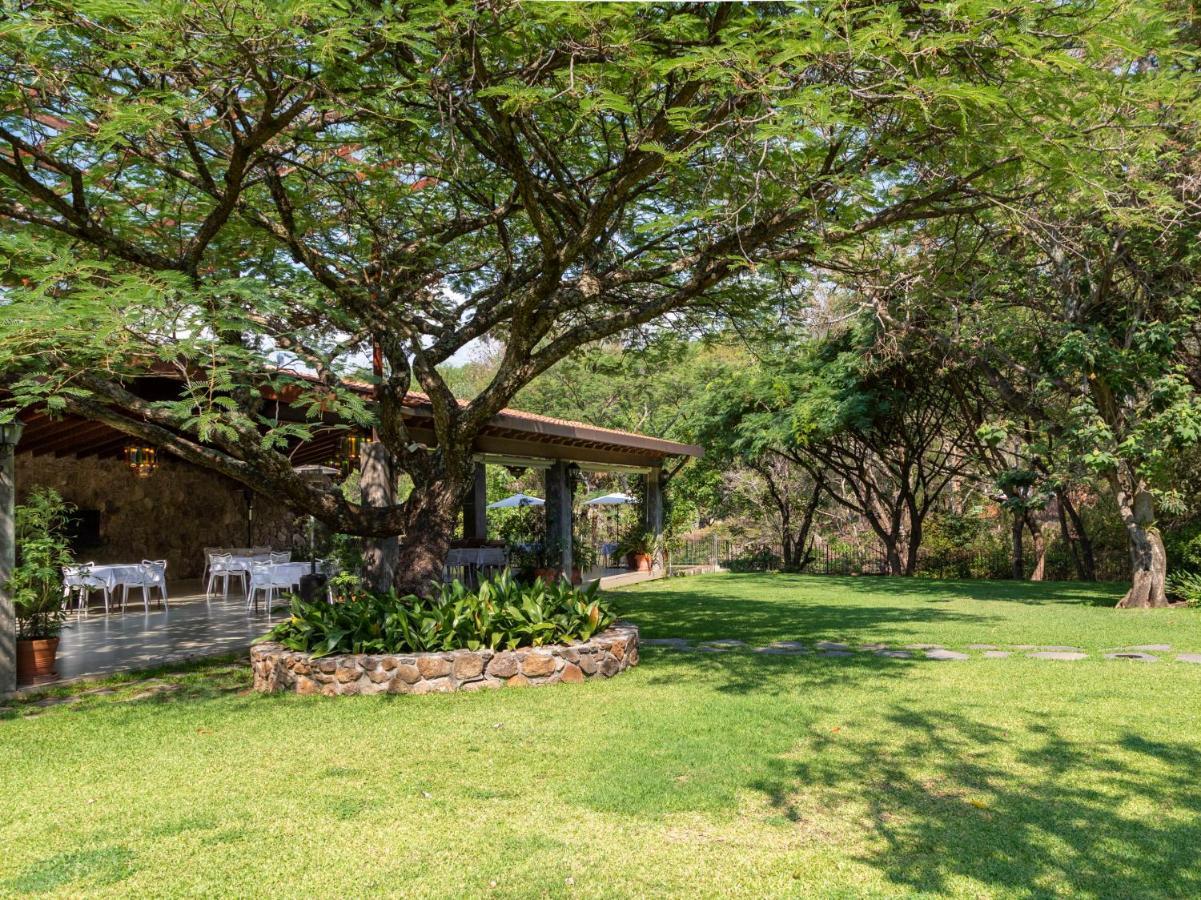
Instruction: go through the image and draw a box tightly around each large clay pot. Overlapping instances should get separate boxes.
[16,637,59,682]
[534,567,560,585]
[627,552,652,572]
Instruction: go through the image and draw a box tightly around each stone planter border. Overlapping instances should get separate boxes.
[250,621,639,696]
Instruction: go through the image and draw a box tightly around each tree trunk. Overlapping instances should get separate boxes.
[1112,478,1168,608]
[1011,509,1025,580]
[1058,490,1096,581]
[392,477,463,596]
[1026,511,1046,582]
[883,539,904,576]
[360,441,399,593]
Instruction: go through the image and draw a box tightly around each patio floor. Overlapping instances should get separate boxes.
[26,568,666,690]
[45,579,277,686]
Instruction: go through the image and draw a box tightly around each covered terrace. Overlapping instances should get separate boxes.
[0,386,701,687]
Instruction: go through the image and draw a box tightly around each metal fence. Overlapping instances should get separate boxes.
[715,540,1130,582]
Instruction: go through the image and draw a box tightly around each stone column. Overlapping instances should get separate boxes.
[461,462,487,541]
[543,461,573,576]
[644,466,664,573]
[0,422,22,694]
[360,441,398,593]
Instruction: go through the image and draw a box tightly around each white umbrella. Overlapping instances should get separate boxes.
[584,492,638,506]
[487,493,545,509]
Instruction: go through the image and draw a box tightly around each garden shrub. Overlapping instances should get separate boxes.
[261,570,616,657]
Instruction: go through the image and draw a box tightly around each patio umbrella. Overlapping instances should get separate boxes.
[487,493,545,509]
[584,492,637,506]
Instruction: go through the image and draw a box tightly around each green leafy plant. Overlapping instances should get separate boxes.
[1166,571,1201,608]
[261,571,616,657]
[8,487,74,640]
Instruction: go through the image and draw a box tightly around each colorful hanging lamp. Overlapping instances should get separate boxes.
[123,444,158,478]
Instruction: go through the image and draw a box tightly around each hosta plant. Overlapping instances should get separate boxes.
[261,571,616,658]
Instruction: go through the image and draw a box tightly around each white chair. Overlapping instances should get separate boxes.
[269,550,291,564]
[246,562,293,612]
[206,553,245,599]
[201,547,222,583]
[62,563,110,613]
[139,559,169,608]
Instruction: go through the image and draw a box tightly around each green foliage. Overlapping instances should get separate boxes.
[261,571,615,657]
[8,488,74,640]
[1166,571,1201,607]
[1163,521,1201,574]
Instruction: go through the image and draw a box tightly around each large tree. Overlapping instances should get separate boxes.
[0,0,1164,591]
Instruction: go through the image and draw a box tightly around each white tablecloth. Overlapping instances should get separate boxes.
[226,554,276,572]
[445,548,508,568]
[83,564,158,591]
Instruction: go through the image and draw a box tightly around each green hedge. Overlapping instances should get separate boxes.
[261,571,617,658]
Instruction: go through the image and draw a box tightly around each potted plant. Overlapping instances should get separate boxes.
[9,488,75,682]
[616,528,654,572]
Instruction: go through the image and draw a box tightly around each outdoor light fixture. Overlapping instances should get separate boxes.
[0,421,23,446]
[123,444,158,478]
[332,431,375,475]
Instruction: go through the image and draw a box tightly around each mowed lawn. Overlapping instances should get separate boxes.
[3,574,1200,898]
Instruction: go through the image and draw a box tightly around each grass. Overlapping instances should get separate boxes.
[2,573,1200,898]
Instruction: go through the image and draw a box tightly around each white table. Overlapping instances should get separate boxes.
[245,561,317,610]
[65,563,167,610]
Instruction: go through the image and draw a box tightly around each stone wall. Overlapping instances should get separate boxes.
[15,453,302,579]
[250,621,639,696]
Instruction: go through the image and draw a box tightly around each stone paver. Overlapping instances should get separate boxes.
[906,643,943,650]
[968,644,997,650]
[875,649,912,659]
[925,649,969,661]
[769,641,808,651]
[643,638,691,649]
[1177,654,1201,664]
[818,649,853,658]
[982,650,1011,659]
[1128,644,1171,652]
[1104,652,1158,662]
[815,641,849,651]
[1028,651,1088,661]
[1038,646,1084,653]
[703,639,746,648]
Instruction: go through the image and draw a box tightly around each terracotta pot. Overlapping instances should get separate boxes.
[534,567,560,585]
[627,552,652,572]
[17,637,59,682]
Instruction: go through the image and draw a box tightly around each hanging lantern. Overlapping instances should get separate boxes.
[123,444,158,478]
[331,431,375,476]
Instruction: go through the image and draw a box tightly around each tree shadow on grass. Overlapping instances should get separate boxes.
[615,580,989,646]
[750,704,1201,896]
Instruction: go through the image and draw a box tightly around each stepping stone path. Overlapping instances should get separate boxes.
[925,649,969,661]
[644,638,1197,664]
